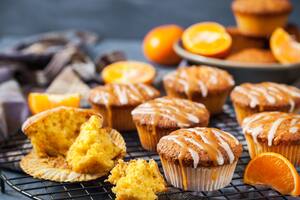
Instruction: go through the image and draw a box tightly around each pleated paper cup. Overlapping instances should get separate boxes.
[245,135,300,166]
[160,156,238,191]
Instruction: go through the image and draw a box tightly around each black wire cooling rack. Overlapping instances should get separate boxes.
[0,104,299,200]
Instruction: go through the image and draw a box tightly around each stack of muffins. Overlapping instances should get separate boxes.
[227,0,295,64]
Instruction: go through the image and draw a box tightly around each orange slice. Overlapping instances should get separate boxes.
[270,28,300,64]
[28,93,81,115]
[102,61,156,84]
[182,22,232,58]
[244,152,300,196]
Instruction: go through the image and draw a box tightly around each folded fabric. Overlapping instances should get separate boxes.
[47,67,91,107]
[0,80,29,142]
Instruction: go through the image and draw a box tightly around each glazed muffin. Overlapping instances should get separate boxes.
[231,82,300,124]
[131,97,209,151]
[89,83,160,131]
[163,66,234,114]
[226,48,277,64]
[242,112,300,166]
[226,26,267,53]
[157,127,242,191]
[232,0,292,37]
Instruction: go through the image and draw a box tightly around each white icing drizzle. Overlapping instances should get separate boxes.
[234,83,300,111]
[234,86,259,108]
[251,86,276,104]
[289,118,299,134]
[164,66,234,98]
[113,84,128,104]
[131,98,205,127]
[198,80,208,97]
[249,125,263,143]
[187,128,224,165]
[267,118,286,146]
[137,83,155,96]
[211,129,235,164]
[243,112,300,145]
[164,136,199,168]
[91,83,158,106]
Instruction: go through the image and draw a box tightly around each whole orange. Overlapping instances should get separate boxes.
[143,24,183,65]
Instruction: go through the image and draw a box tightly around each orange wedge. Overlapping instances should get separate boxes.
[28,93,81,115]
[270,28,300,64]
[244,152,300,196]
[182,22,232,58]
[102,61,156,84]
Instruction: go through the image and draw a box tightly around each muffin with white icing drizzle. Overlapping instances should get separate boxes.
[231,82,300,124]
[163,66,235,114]
[89,83,160,131]
[242,112,300,166]
[131,97,209,151]
[157,127,242,191]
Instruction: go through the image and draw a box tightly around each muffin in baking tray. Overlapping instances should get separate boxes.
[226,48,277,64]
[131,97,209,151]
[163,66,234,114]
[242,112,300,165]
[230,82,300,124]
[89,83,160,131]
[232,0,292,37]
[157,127,242,191]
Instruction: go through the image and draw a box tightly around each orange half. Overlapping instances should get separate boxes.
[28,93,81,115]
[244,152,300,196]
[182,22,232,58]
[102,61,156,84]
[270,28,300,64]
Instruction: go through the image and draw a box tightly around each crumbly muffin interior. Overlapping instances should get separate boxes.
[66,116,122,174]
[107,159,166,200]
[27,109,92,157]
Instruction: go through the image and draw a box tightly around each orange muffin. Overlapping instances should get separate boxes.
[232,0,292,37]
[226,48,277,64]
[163,66,234,114]
[242,112,300,166]
[226,26,267,53]
[157,127,242,191]
[231,82,300,124]
[89,83,160,131]
[131,97,209,151]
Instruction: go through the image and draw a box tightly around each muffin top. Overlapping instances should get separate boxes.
[226,48,277,64]
[232,0,292,15]
[131,97,209,129]
[157,127,242,167]
[242,112,300,145]
[231,82,300,111]
[89,83,160,107]
[163,66,234,97]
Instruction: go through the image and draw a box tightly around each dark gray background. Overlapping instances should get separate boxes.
[1,0,300,39]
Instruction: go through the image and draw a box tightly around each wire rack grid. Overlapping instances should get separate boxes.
[0,104,299,200]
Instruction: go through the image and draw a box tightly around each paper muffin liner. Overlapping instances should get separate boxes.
[160,157,238,191]
[245,135,300,166]
[91,104,136,131]
[20,128,126,182]
[135,124,173,151]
